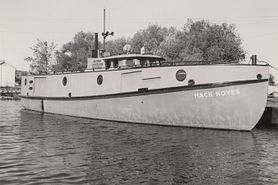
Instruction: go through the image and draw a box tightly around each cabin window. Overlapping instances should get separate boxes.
[105,60,119,70]
[134,59,140,67]
[150,60,160,66]
[126,59,134,67]
[140,60,147,67]
[62,76,67,86]
[119,59,127,68]
[114,60,119,68]
[105,61,111,69]
[111,57,163,68]
[176,70,186,81]
[97,75,103,85]
[146,60,151,67]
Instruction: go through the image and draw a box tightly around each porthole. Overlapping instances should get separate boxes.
[257,74,262,80]
[62,76,67,86]
[29,87,33,90]
[188,79,195,86]
[29,80,33,84]
[68,92,72,97]
[97,75,103,85]
[176,69,186,81]
[24,78,27,86]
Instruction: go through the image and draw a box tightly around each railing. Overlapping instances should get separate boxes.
[28,59,268,76]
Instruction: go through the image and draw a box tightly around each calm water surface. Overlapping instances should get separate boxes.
[0,101,277,185]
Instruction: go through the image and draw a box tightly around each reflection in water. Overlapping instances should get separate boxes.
[0,101,277,184]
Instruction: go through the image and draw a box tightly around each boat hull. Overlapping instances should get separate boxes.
[21,80,268,131]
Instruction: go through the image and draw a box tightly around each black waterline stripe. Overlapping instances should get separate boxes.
[20,79,268,101]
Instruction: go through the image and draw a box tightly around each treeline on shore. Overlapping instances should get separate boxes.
[25,19,245,74]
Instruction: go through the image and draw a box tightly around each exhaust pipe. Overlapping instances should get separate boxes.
[251,55,257,65]
[92,33,99,58]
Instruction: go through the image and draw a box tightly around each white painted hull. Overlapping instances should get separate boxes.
[21,80,268,130]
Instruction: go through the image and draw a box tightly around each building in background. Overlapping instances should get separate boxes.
[0,60,16,87]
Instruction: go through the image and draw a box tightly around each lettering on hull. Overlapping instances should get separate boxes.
[194,89,240,99]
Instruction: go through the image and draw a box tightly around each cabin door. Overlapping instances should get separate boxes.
[33,77,47,96]
[120,70,142,92]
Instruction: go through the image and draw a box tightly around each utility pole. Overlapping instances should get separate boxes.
[45,41,48,74]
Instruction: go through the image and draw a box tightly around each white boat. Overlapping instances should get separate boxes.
[20,45,269,130]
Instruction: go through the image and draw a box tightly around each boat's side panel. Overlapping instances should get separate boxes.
[21,98,43,112]
[21,80,267,130]
[20,64,269,130]
[21,65,269,98]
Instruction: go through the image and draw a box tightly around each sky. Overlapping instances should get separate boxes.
[0,0,278,77]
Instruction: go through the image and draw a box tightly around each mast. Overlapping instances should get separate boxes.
[103,8,106,50]
[101,8,114,52]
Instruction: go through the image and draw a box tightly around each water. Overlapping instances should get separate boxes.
[0,101,278,185]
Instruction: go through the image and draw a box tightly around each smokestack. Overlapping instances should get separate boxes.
[251,55,257,65]
[92,33,99,58]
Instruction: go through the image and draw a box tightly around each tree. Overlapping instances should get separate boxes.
[126,20,245,64]
[105,37,130,55]
[53,20,245,72]
[24,40,56,74]
[156,27,186,63]
[182,20,245,62]
[54,31,96,72]
[131,24,169,53]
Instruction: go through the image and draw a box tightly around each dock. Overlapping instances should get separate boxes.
[257,97,278,127]
[266,97,278,124]
[0,86,21,100]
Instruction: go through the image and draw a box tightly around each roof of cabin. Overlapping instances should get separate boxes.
[102,54,165,61]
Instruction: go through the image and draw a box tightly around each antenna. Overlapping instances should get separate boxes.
[101,8,114,51]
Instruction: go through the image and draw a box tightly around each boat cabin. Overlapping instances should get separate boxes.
[86,54,165,71]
